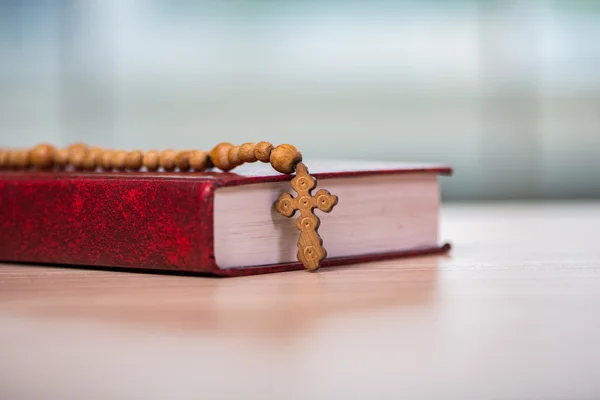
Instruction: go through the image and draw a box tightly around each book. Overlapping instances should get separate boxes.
[0,160,452,276]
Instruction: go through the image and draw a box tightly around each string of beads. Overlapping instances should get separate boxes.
[0,142,303,175]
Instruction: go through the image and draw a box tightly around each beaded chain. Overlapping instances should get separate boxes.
[0,141,302,175]
[0,141,337,272]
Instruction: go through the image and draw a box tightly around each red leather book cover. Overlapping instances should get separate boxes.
[0,161,452,276]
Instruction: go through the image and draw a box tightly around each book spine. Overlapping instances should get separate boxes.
[0,174,219,274]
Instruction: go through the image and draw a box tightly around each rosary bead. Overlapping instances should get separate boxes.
[14,150,31,168]
[6,151,17,168]
[254,141,273,163]
[9,150,28,169]
[227,145,243,168]
[82,148,103,170]
[0,149,9,168]
[7,151,19,168]
[143,150,160,171]
[53,148,69,168]
[209,142,234,171]
[238,142,257,163]
[160,149,177,171]
[99,150,114,170]
[189,150,209,171]
[125,151,143,171]
[67,143,87,154]
[174,151,191,171]
[81,153,96,170]
[270,144,302,174]
[68,145,88,170]
[30,143,56,169]
[110,150,128,170]
[3,149,15,169]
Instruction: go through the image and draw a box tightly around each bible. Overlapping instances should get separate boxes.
[0,160,452,276]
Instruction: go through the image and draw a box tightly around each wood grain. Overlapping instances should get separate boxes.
[269,144,302,174]
[29,143,55,169]
[1,202,600,399]
[274,162,338,270]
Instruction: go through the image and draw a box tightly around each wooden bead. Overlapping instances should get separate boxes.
[53,148,69,168]
[160,150,177,171]
[125,151,143,171]
[14,149,31,168]
[7,151,19,168]
[189,150,209,171]
[99,150,114,170]
[227,146,243,168]
[254,141,273,163]
[209,142,234,171]
[143,150,160,171]
[67,143,87,154]
[6,151,16,168]
[174,151,191,171]
[30,143,55,169]
[110,150,128,170]
[2,149,15,169]
[270,144,302,174]
[0,149,8,169]
[81,153,96,170]
[238,142,257,163]
[68,145,88,170]
[82,148,103,170]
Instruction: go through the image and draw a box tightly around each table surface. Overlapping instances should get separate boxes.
[1,202,599,400]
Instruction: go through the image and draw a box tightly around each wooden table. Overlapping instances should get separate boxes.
[1,202,599,399]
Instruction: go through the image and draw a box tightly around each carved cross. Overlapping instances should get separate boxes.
[274,162,338,271]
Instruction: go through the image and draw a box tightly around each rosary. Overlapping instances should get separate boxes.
[0,142,338,271]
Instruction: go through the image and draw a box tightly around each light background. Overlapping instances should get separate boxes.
[1,0,599,200]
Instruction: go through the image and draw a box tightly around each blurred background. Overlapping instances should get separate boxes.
[0,0,599,200]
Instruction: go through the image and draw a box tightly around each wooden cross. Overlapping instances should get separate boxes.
[274,162,338,271]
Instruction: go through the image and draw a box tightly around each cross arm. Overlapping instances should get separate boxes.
[314,189,338,213]
[274,192,299,217]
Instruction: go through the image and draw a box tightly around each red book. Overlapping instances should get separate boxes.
[0,161,452,276]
